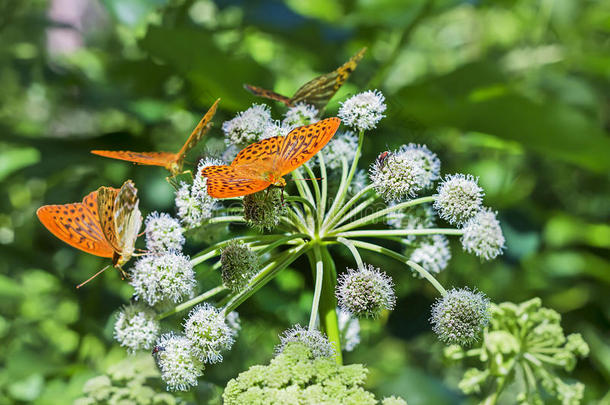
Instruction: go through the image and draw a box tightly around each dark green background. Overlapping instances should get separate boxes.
[0,0,608,403]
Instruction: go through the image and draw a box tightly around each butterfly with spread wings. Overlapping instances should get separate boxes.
[200,118,341,198]
[244,48,366,112]
[91,99,220,175]
[37,180,142,286]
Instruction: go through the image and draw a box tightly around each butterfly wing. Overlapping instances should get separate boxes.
[113,180,142,266]
[97,186,121,255]
[37,191,115,258]
[277,118,341,176]
[201,165,270,198]
[175,98,220,164]
[291,47,367,111]
[91,150,178,169]
[243,84,293,106]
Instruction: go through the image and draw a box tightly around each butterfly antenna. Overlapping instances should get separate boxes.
[76,264,110,289]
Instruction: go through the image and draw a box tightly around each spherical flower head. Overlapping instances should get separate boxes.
[130,251,195,306]
[183,303,235,364]
[261,120,292,139]
[434,173,484,225]
[176,158,222,229]
[221,240,259,292]
[154,333,204,391]
[430,287,491,346]
[409,235,452,275]
[370,149,425,202]
[319,131,358,170]
[398,143,441,189]
[222,104,272,146]
[336,264,396,318]
[337,308,360,352]
[113,302,160,353]
[283,102,319,127]
[461,208,505,261]
[338,90,386,131]
[145,212,185,253]
[275,325,335,358]
[387,204,436,242]
[242,188,286,231]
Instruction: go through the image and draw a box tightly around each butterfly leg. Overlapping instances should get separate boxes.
[76,264,110,289]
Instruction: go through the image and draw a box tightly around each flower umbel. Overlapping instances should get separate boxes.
[434,173,484,225]
[461,208,505,261]
[409,234,452,275]
[430,287,490,346]
[222,104,272,146]
[275,325,335,358]
[370,148,425,202]
[154,333,204,391]
[336,264,396,318]
[283,102,319,127]
[243,188,286,231]
[114,302,160,353]
[338,90,386,131]
[398,144,441,189]
[145,212,185,253]
[130,251,195,306]
[221,240,260,292]
[183,303,235,363]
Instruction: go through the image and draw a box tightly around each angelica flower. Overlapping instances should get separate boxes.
[154,333,204,391]
[175,159,221,229]
[222,104,273,145]
[243,188,286,231]
[275,325,335,358]
[430,288,490,346]
[370,149,425,202]
[338,90,386,131]
[114,302,160,353]
[409,235,451,275]
[183,303,235,363]
[130,251,195,306]
[398,144,441,189]
[145,212,185,253]
[283,102,319,127]
[221,240,259,292]
[461,208,505,261]
[434,174,484,225]
[320,131,359,170]
[336,264,396,318]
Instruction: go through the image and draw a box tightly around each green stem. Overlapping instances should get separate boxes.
[330,196,435,234]
[337,237,364,270]
[308,249,324,331]
[292,168,314,204]
[221,244,309,315]
[157,286,227,320]
[317,244,342,364]
[323,157,350,228]
[319,152,328,227]
[190,234,285,267]
[207,215,245,224]
[256,234,310,256]
[346,239,447,297]
[302,163,321,209]
[331,197,378,229]
[286,195,318,235]
[335,228,463,239]
[323,184,375,231]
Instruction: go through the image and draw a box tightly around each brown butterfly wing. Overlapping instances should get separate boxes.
[201,165,270,198]
[291,47,367,111]
[91,150,178,169]
[277,118,341,176]
[243,84,293,106]
[36,191,115,258]
[97,186,121,254]
[175,98,220,163]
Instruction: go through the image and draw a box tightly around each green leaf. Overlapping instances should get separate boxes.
[394,62,610,173]
[0,146,40,182]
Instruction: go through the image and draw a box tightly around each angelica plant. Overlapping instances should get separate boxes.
[110,89,512,393]
[444,298,589,405]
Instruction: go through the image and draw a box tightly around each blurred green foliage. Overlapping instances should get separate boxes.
[0,0,608,403]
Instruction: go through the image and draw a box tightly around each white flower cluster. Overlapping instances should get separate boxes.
[114,302,160,353]
[130,251,196,306]
[222,104,274,145]
[398,144,440,189]
[145,212,185,253]
[184,303,236,364]
[434,174,484,225]
[461,208,505,261]
[338,90,386,131]
[336,264,396,318]
[320,131,359,169]
[154,333,204,391]
[275,325,336,358]
[283,102,319,127]
[409,235,452,275]
[175,158,222,229]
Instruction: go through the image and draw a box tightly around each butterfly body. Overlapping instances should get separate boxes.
[201,118,341,198]
[244,48,367,112]
[91,99,220,175]
[37,180,142,270]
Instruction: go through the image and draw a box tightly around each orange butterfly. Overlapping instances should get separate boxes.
[244,48,367,112]
[37,180,142,285]
[200,118,341,198]
[91,99,220,175]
